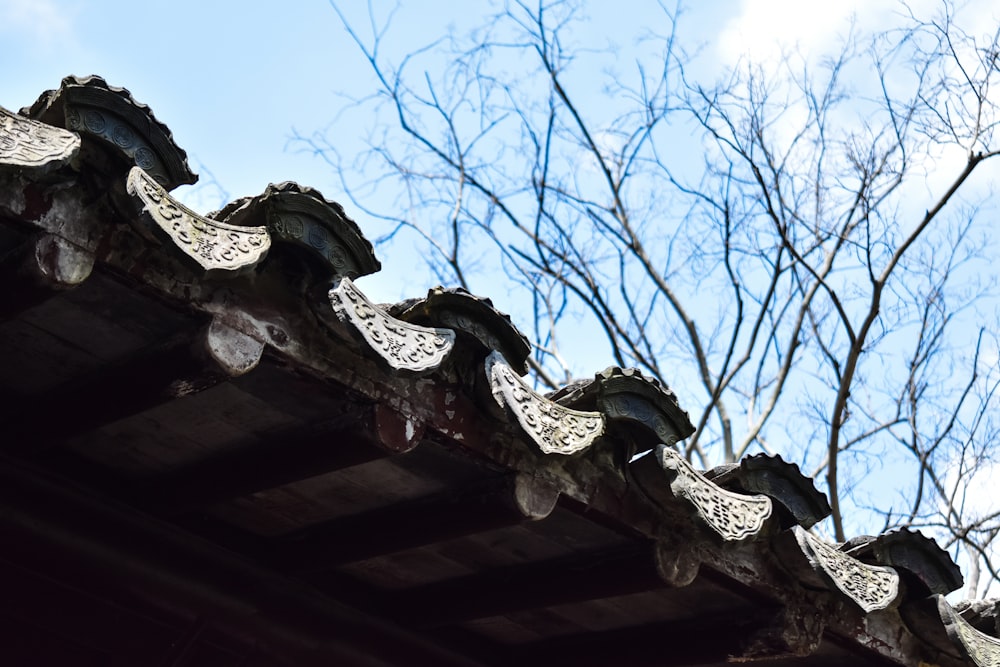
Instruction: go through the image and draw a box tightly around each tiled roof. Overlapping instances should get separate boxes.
[0,75,995,667]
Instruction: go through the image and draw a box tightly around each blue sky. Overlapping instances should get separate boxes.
[3,0,814,301]
[5,0,982,302]
[6,0,1000,593]
[3,0,997,384]
[1,2,374,205]
[0,1,567,298]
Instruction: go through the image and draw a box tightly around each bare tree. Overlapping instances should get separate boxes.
[304,0,1000,596]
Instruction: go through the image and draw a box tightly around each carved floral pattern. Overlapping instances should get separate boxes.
[793,526,899,613]
[941,599,1000,667]
[126,167,270,273]
[658,446,772,541]
[330,277,454,374]
[488,352,605,455]
[0,106,80,171]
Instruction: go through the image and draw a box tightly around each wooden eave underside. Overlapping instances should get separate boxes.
[0,87,985,667]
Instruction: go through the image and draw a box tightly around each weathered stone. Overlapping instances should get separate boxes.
[214,182,379,282]
[23,75,195,189]
[740,606,825,661]
[329,276,454,375]
[0,106,80,176]
[654,535,700,587]
[957,599,1000,637]
[940,595,1000,667]
[203,317,265,378]
[792,525,899,613]
[657,445,773,542]
[706,453,831,529]
[512,473,561,520]
[126,166,270,276]
[0,233,95,320]
[550,366,695,451]
[391,286,531,375]
[842,528,963,596]
[488,351,605,455]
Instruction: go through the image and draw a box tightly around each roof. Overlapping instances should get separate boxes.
[0,74,998,667]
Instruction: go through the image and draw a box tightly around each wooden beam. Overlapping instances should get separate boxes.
[137,418,395,516]
[160,617,208,667]
[389,544,665,628]
[268,473,560,573]
[132,401,424,516]
[0,555,181,661]
[0,233,94,321]
[0,454,489,667]
[508,611,776,667]
[3,318,263,451]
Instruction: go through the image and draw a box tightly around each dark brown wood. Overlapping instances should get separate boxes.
[0,75,977,667]
[3,338,203,447]
[0,454,488,667]
[372,401,426,453]
[0,233,93,321]
[740,605,825,661]
[2,319,262,451]
[509,610,773,667]
[268,473,560,573]
[159,617,207,667]
[655,533,702,587]
[390,544,665,628]
[138,421,390,516]
[0,555,181,663]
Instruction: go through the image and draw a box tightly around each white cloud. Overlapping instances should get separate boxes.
[718,0,1000,68]
[0,0,76,48]
[717,0,893,65]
